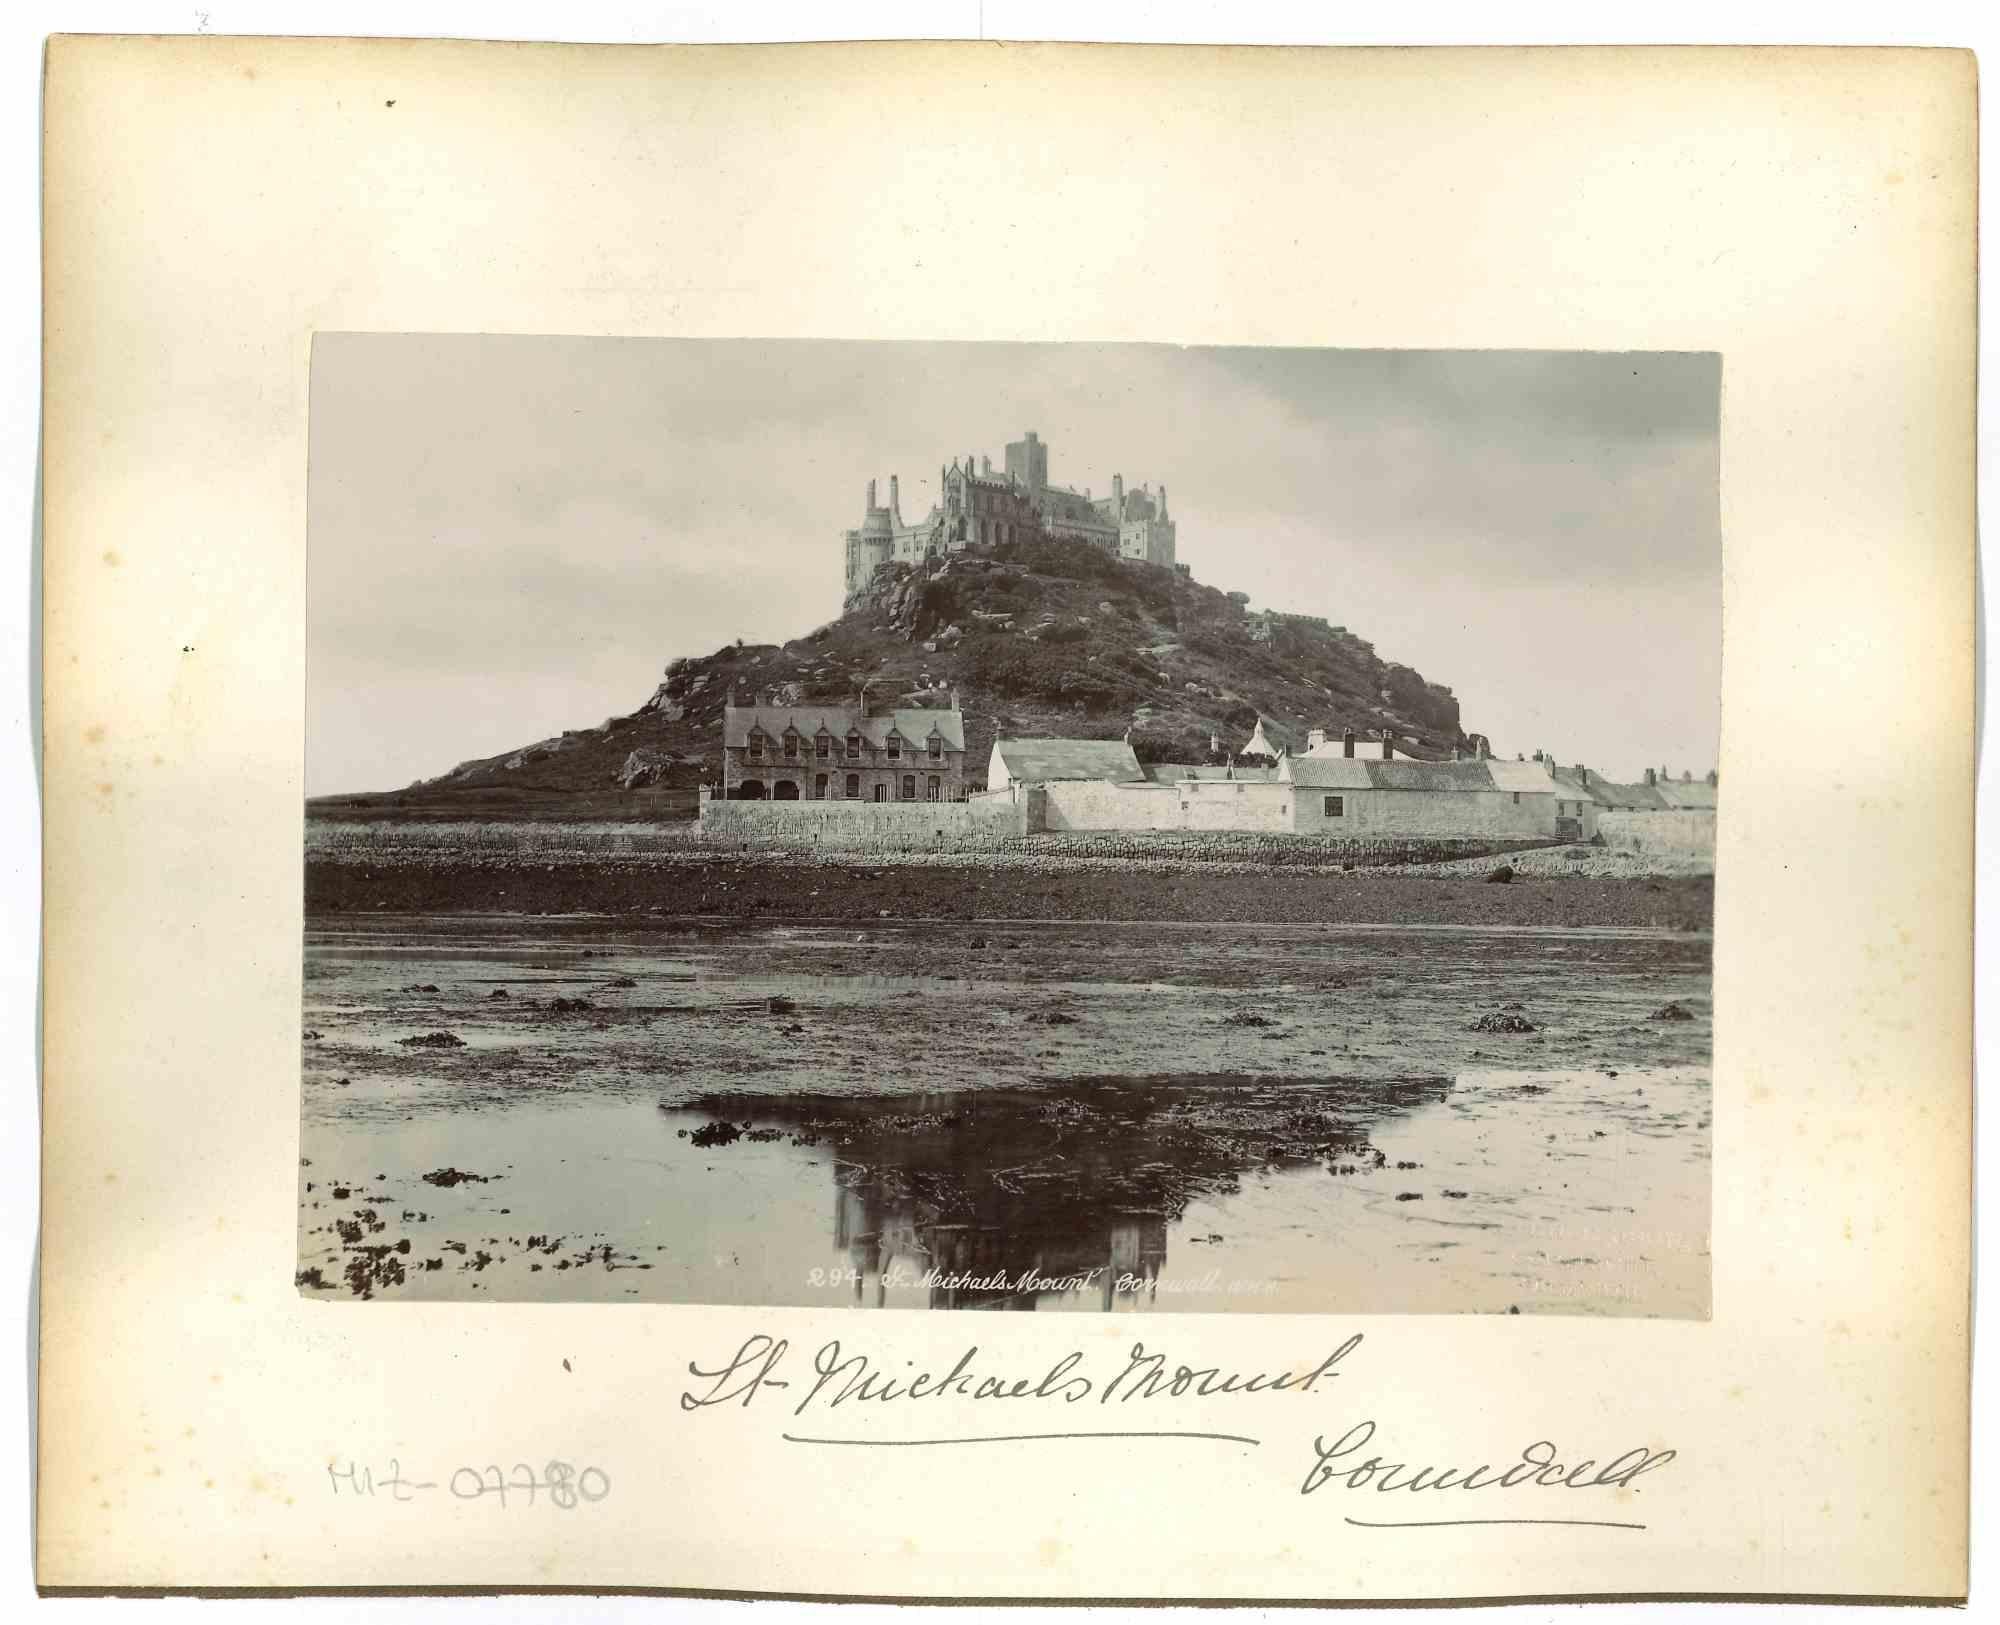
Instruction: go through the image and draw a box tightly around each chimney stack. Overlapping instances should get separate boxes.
[866,478,877,511]
[889,474,900,515]
[1645,768,1658,787]
[1476,737,1491,761]
[1308,727,1327,752]
[1382,735,1395,761]
[1342,729,1356,759]
[1450,744,1462,761]
[1707,768,1718,787]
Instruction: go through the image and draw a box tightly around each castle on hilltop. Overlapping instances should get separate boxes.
[843,429,1178,601]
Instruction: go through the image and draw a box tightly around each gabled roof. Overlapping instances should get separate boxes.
[1482,759,1563,795]
[1142,763,1280,784]
[1546,768,1607,805]
[1281,756,1375,789]
[1373,758,1517,793]
[1282,757,1562,794]
[1657,778,1718,809]
[724,704,964,752]
[1590,780,1672,811]
[990,738,1145,783]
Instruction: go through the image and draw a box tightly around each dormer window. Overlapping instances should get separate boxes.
[783,730,800,759]
[846,732,861,760]
[928,735,943,761]
[886,735,901,761]
[815,734,830,760]
[747,730,765,760]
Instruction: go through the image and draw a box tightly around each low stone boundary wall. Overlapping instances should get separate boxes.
[697,796,1025,849]
[691,805,1553,867]
[1597,809,1716,860]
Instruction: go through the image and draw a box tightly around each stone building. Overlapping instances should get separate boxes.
[721,696,967,802]
[843,429,1177,599]
[1281,754,1568,839]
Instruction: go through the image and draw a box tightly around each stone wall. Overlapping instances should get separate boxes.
[1178,780,1294,832]
[1040,780,1183,831]
[699,796,1024,849]
[1292,787,1556,838]
[1597,809,1717,859]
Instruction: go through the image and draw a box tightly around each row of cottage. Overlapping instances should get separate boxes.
[711,699,1716,843]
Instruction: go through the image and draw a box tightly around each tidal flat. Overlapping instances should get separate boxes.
[297,915,1710,1316]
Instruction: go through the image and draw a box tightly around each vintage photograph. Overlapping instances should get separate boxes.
[299,337,1718,1314]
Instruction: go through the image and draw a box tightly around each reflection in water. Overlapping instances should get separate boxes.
[684,1075,1453,1310]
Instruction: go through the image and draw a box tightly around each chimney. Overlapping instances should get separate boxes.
[889,474,900,515]
[1342,729,1356,759]
[1476,737,1491,761]
[1113,473,1125,507]
[1307,727,1327,752]
[1645,768,1657,787]
[1450,744,1462,761]
[981,456,991,476]
[866,478,877,511]
[949,686,961,712]
[1707,768,1718,787]
[1382,735,1395,761]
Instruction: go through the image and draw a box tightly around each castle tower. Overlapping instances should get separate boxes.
[1005,430,1048,495]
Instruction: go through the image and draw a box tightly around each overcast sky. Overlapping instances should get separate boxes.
[307,337,1720,795]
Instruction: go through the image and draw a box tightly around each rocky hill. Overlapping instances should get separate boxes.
[317,537,1471,818]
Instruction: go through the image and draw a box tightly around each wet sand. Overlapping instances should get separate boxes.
[298,915,1710,1315]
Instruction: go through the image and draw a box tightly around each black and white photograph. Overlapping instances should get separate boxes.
[299,337,1719,1315]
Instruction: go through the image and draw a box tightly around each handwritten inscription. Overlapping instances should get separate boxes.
[327,1459,610,1508]
[681,1334,1362,1415]
[677,1332,1676,1528]
[1301,1421,1674,1525]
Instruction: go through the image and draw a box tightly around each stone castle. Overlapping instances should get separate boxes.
[843,429,1177,602]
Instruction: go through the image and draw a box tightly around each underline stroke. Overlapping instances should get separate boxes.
[1345,1516,1647,1530]
[782,1430,1262,1447]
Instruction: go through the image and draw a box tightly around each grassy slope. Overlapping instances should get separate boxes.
[313,538,1467,822]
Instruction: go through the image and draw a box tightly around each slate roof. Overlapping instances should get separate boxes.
[1482,759,1564,795]
[724,704,964,752]
[991,738,1145,783]
[1141,763,1281,784]
[1280,757,1377,790]
[1590,780,1672,811]
[1284,757,1561,794]
[1657,779,1719,809]
[1546,768,1607,805]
